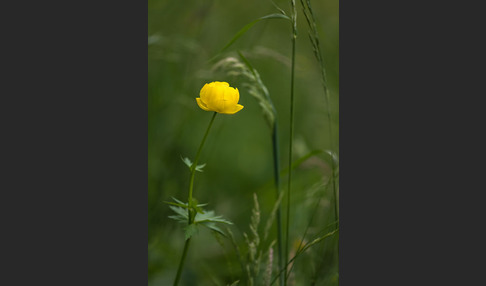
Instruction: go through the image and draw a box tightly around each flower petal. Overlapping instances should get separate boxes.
[211,84,227,112]
[221,104,244,114]
[214,81,229,87]
[196,98,211,111]
[224,87,239,107]
[199,83,211,105]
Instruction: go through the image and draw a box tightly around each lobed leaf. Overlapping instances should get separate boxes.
[164,201,189,209]
[184,224,198,240]
[169,205,188,218]
[200,222,227,237]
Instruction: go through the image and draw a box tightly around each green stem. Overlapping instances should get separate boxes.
[173,112,217,286]
[285,2,297,285]
[301,0,339,268]
[270,229,339,286]
[272,122,284,286]
[173,238,191,286]
[188,112,217,203]
[301,0,338,227]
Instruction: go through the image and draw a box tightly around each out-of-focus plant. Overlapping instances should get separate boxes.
[212,54,286,286]
[226,193,280,286]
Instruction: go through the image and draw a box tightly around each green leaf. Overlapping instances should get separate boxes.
[180,156,206,172]
[195,210,233,225]
[200,222,227,237]
[324,150,339,168]
[168,215,186,223]
[184,224,198,240]
[172,197,187,205]
[269,229,339,285]
[181,156,192,169]
[281,149,324,175]
[297,229,339,255]
[196,203,208,214]
[194,205,205,214]
[210,13,291,62]
[195,163,206,172]
[169,205,188,221]
[187,198,204,214]
[227,280,240,286]
[164,201,189,209]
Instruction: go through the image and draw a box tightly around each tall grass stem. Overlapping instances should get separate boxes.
[300,0,339,282]
[285,1,297,285]
[300,0,338,226]
[272,123,284,286]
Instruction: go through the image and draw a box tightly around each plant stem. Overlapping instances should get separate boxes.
[173,238,191,286]
[301,0,338,227]
[270,229,339,286]
[188,112,217,204]
[272,122,284,286]
[173,112,217,286]
[301,0,339,271]
[285,2,297,285]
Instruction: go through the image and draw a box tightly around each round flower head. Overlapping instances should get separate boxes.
[196,81,244,114]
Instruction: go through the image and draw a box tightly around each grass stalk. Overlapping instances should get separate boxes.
[271,122,284,286]
[233,51,285,286]
[284,1,297,285]
[299,0,339,283]
[271,229,339,286]
[299,0,338,227]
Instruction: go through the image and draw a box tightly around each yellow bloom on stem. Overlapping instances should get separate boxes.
[196,81,244,114]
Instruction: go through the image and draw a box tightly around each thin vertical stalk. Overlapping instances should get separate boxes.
[300,0,338,227]
[300,0,339,282]
[173,111,217,286]
[272,122,284,286]
[173,238,191,286]
[285,1,297,285]
[235,51,285,286]
[188,112,217,204]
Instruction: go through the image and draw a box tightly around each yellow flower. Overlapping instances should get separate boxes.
[196,81,244,114]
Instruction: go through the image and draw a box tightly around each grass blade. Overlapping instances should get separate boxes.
[209,13,291,62]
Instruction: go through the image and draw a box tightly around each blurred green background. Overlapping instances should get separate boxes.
[149,0,338,285]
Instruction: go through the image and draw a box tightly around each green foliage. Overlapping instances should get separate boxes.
[212,54,276,128]
[167,198,233,240]
[212,13,291,61]
[263,192,284,242]
[263,241,276,286]
[184,224,198,240]
[270,229,339,286]
[244,193,261,286]
[226,193,282,286]
[181,156,206,172]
